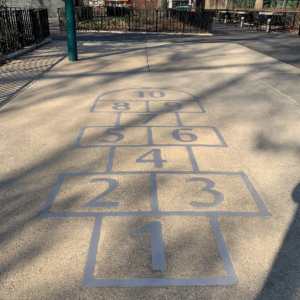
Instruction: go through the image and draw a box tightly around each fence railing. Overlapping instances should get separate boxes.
[0,7,50,56]
[58,7,214,33]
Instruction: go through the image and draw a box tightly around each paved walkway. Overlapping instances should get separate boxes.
[0,40,67,108]
[1,20,300,300]
[51,18,300,68]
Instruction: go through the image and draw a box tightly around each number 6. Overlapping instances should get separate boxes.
[172,129,198,142]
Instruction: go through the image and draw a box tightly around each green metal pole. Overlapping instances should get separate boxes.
[65,0,78,61]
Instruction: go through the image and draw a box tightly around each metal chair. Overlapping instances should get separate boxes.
[232,14,240,27]
[256,14,267,31]
[283,12,295,30]
[270,13,283,32]
[247,13,257,30]
[218,12,226,23]
[225,12,233,25]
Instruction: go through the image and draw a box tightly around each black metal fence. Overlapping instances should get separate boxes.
[0,8,50,56]
[58,7,214,33]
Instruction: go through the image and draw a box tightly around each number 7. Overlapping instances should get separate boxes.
[138,114,157,124]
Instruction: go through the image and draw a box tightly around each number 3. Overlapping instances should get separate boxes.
[187,177,224,207]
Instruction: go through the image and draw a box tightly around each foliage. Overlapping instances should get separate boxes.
[0,0,7,9]
[77,17,139,29]
[227,0,255,8]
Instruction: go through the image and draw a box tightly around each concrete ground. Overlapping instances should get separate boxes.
[0,40,67,108]
[1,20,300,300]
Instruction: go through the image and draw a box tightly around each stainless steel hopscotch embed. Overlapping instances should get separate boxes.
[40,88,271,287]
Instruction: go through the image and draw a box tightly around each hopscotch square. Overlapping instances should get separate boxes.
[151,126,227,147]
[156,174,265,213]
[92,101,146,113]
[82,216,238,287]
[40,174,152,215]
[119,113,181,127]
[111,147,195,172]
[149,101,204,113]
[192,147,242,172]
[74,126,149,148]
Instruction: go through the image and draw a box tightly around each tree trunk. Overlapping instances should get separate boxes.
[282,0,287,9]
[205,0,211,9]
[254,0,264,9]
[157,0,168,10]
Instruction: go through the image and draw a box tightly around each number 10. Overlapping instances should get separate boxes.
[134,91,165,98]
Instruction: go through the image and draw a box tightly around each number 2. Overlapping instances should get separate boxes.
[187,177,224,207]
[83,178,119,207]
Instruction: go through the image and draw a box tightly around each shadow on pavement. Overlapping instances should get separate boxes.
[256,183,300,300]
[49,17,300,69]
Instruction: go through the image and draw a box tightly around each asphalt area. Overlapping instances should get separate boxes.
[1,39,300,299]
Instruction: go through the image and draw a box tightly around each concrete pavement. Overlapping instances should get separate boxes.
[0,40,67,108]
[1,23,300,300]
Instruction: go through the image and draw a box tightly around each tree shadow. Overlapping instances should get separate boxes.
[256,182,300,300]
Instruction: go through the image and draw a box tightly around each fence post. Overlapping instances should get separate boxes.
[156,10,158,32]
[29,9,38,43]
[16,10,24,47]
[65,0,78,61]
[101,7,103,29]
[128,10,131,31]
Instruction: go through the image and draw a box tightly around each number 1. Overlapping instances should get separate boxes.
[132,221,166,270]
[134,91,144,98]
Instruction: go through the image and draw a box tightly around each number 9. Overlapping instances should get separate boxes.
[164,102,183,110]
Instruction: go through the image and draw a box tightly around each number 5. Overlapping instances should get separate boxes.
[187,177,224,207]
[100,128,125,143]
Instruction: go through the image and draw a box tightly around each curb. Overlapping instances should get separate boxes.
[1,38,52,62]
[77,30,213,36]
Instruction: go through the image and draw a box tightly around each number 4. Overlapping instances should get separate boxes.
[136,149,167,168]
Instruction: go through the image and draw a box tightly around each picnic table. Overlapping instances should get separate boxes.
[235,11,251,27]
[258,12,284,32]
[219,11,234,24]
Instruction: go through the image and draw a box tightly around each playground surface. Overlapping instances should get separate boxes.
[1,22,300,299]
